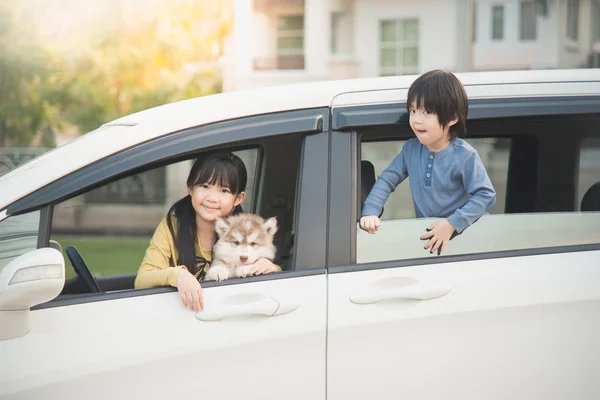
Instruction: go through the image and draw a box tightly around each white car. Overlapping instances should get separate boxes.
[1,69,600,400]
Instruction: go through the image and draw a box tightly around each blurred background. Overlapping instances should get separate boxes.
[1,0,598,154]
[1,0,598,276]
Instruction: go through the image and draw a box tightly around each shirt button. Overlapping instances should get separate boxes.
[430,155,434,159]
[426,173,431,178]
[428,164,432,168]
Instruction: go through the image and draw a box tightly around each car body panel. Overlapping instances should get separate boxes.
[0,274,327,400]
[327,250,600,400]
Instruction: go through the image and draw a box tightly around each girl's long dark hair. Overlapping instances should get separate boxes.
[166,151,247,275]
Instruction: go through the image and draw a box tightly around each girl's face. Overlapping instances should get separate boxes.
[188,181,245,223]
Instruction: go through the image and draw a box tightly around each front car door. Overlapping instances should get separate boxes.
[0,110,330,400]
[326,81,600,399]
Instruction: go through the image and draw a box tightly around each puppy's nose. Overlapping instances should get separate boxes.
[239,255,248,263]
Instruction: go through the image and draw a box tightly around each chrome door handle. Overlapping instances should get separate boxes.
[196,296,299,321]
[350,282,451,304]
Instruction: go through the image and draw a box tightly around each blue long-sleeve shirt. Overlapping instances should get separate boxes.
[362,138,497,233]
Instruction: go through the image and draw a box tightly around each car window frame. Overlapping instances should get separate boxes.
[29,108,330,309]
[327,95,600,272]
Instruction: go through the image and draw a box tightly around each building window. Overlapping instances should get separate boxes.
[491,5,504,40]
[277,15,304,56]
[379,19,419,76]
[520,0,537,40]
[271,14,304,70]
[567,0,579,41]
[331,11,353,55]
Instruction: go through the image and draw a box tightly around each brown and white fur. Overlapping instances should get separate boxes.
[204,213,278,282]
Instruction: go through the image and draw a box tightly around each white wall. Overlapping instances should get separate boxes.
[354,0,461,77]
[558,0,596,68]
[473,0,597,70]
[473,0,552,70]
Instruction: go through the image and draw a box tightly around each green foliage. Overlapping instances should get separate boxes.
[0,4,65,146]
[0,0,232,146]
[53,235,150,279]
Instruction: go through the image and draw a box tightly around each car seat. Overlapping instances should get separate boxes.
[361,160,383,218]
[581,181,600,211]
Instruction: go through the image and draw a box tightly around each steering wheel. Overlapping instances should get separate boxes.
[66,246,101,293]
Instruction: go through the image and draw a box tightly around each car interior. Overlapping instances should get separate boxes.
[358,113,600,219]
[50,133,305,299]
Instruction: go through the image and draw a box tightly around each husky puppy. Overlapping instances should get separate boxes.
[204,213,278,282]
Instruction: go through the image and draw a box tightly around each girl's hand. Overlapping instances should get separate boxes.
[249,258,280,276]
[360,215,380,234]
[176,268,204,311]
[421,219,455,255]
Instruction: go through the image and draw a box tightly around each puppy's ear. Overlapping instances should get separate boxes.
[262,216,278,235]
[215,217,231,237]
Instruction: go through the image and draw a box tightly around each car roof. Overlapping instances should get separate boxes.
[1,68,599,213]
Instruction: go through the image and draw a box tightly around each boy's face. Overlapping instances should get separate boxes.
[408,101,457,152]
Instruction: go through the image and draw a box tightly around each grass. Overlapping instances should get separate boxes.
[53,235,150,279]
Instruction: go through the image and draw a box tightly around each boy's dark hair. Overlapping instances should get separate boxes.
[406,69,468,138]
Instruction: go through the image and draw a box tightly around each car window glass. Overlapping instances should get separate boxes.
[0,211,40,272]
[357,124,600,264]
[361,138,509,220]
[51,149,259,281]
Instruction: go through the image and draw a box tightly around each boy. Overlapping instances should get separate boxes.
[360,69,496,255]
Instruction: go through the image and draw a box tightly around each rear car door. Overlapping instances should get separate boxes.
[326,85,600,400]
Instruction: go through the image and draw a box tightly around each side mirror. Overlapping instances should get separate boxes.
[0,248,65,340]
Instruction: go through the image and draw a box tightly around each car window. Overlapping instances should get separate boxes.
[0,211,40,272]
[49,130,305,297]
[361,138,509,219]
[51,148,259,281]
[357,116,600,264]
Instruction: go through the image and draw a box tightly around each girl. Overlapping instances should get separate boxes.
[134,151,281,311]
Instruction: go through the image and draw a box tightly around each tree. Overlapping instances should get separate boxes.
[0,3,68,147]
[60,0,233,133]
[0,0,233,145]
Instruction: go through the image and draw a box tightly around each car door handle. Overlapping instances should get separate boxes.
[196,296,299,321]
[350,281,451,305]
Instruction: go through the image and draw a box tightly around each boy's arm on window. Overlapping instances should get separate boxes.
[447,152,497,233]
[361,149,409,217]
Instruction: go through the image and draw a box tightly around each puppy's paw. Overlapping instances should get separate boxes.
[205,265,231,282]
[235,265,252,278]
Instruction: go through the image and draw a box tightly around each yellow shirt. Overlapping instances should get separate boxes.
[134,217,213,289]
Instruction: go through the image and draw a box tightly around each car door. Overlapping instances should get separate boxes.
[325,92,600,400]
[0,110,330,400]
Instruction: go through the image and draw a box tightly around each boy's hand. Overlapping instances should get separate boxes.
[360,215,381,234]
[421,219,455,255]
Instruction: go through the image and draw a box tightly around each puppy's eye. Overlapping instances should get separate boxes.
[250,242,257,247]
[233,241,240,246]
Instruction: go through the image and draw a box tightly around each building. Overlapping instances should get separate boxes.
[474,0,600,71]
[222,0,475,91]
[221,0,599,91]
